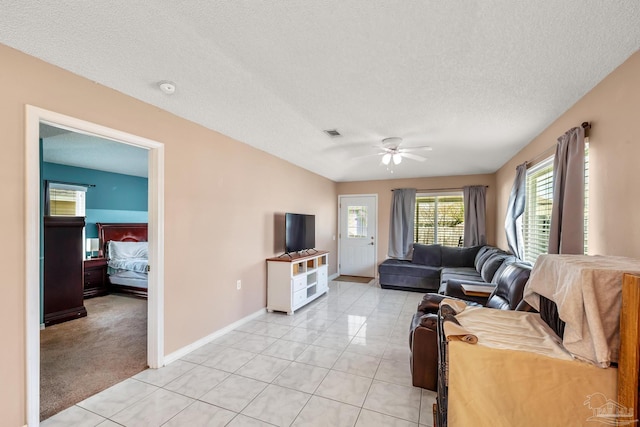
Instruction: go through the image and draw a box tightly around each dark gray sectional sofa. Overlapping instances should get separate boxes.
[378,243,515,293]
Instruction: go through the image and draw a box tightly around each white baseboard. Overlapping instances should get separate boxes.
[329,273,340,281]
[40,323,44,330]
[163,307,266,365]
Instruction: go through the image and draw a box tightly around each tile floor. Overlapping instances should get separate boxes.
[42,279,436,427]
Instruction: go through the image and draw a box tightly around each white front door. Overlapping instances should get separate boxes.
[339,195,377,277]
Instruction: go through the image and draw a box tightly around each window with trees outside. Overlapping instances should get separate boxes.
[522,144,589,264]
[414,193,465,247]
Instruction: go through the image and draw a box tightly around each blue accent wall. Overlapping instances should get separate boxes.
[42,163,148,237]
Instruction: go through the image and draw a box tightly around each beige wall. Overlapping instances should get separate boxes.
[495,51,640,258]
[337,174,496,267]
[0,44,338,425]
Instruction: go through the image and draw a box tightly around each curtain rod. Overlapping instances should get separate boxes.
[391,186,488,192]
[526,121,591,167]
[46,179,96,188]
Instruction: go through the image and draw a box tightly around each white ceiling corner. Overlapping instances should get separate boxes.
[2,1,639,181]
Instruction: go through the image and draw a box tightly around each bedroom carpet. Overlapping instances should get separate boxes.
[40,294,147,421]
[335,275,374,284]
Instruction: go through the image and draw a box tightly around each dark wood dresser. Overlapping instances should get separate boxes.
[83,258,108,298]
[43,216,87,326]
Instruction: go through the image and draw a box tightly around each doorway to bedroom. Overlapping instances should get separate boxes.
[39,123,150,420]
[25,106,165,426]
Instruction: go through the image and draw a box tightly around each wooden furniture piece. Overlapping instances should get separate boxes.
[97,222,148,298]
[43,216,87,326]
[267,251,329,315]
[83,257,108,298]
[618,273,640,422]
[460,283,495,297]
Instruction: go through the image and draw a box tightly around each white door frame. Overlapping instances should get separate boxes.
[337,194,378,277]
[25,105,165,426]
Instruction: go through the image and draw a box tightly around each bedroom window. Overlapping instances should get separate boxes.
[522,144,589,264]
[414,193,465,247]
[45,181,87,216]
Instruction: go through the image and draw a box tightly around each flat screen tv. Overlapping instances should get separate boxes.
[285,213,315,253]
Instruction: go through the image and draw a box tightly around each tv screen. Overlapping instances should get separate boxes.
[285,213,315,253]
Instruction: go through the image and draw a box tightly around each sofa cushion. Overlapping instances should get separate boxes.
[379,259,441,279]
[440,245,482,268]
[474,246,493,269]
[439,267,483,293]
[412,243,441,266]
[480,253,514,283]
[475,247,500,273]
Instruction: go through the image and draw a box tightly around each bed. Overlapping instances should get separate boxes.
[436,255,640,426]
[97,222,148,298]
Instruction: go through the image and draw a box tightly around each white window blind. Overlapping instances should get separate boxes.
[48,182,87,216]
[584,142,589,254]
[415,193,465,247]
[522,145,589,264]
[523,158,554,264]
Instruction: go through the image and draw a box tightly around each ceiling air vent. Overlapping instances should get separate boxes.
[324,129,341,137]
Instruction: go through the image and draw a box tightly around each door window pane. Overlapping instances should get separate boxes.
[348,206,368,238]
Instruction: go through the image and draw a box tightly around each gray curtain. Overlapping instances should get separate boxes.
[504,163,527,259]
[463,185,487,246]
[388,188,416,259]
[548,127,585,254]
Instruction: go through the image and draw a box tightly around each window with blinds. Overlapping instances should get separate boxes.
[584,142,589,254]
[523,159,554,264]
[522,145,589,264]
[46,182,87,216]
[415,193,465,247]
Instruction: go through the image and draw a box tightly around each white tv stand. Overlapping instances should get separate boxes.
[266,251,329,315]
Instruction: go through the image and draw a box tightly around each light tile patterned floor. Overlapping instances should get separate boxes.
[42,280,437,427]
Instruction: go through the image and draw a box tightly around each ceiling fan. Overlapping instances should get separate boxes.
[377,137,432,165]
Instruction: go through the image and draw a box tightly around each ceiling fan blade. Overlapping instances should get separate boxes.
[400,146,433,152]
[351,151,387,160]
[401,152,427,162]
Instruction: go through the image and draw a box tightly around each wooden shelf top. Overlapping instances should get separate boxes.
[267,250,329,263]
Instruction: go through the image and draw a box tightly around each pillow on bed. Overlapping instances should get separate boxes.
[108,241,148,260]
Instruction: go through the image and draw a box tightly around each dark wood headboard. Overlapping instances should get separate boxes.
[96,223,148,258]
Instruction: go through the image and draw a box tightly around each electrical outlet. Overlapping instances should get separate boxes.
[236,280,241,290]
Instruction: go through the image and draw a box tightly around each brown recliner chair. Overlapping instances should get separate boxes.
[409,261,533,390]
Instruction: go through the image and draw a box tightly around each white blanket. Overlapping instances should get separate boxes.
[107,241,149,273]
[523,254,640,367]
[108,241,148,260]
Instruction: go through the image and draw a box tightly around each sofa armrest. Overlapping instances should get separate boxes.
[417,293,448,313]
[419,313,439,329]
[409,312,439,348]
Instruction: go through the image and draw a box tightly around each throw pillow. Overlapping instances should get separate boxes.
[412,243,442,266]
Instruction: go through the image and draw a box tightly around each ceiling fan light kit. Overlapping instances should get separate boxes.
[374,136,428,170]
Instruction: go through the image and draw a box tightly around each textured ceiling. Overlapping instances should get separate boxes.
[2,2,639,181]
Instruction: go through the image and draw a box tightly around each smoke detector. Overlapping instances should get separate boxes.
[158,80,176,95]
